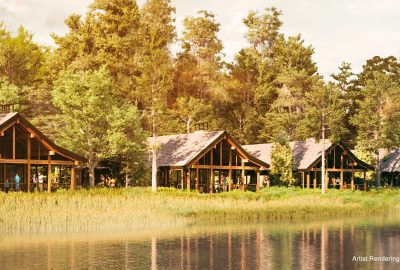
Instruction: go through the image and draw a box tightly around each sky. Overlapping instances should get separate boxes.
[1,0,399,80]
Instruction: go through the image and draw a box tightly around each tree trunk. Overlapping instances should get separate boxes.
[151,107,157,192]
[152,148,157,192]
[375,150,381,187]
[187,116,191,134]
[89,164,95,187]
[321,117,326,193]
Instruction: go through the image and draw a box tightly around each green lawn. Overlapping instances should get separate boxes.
[1,187,400,234]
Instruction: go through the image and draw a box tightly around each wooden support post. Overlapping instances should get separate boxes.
[228,146,232,191]
[363,172,366,191]
[351,172,354,191]
[47,154,52,193]
[340,154,344,190]
[210,149,214,193]
[313,171,316,189]
[27,137,31,193]
[306,173,310,188]
[301,172,305,189]
[166,169,170,187]
[70,165,76,190]
[164,168,168,187]
[181,169,184,191]
[12,125,15,159]
[256,171,260,192]
[351,163,354,191]
[241,159,245,191]
[333,147,336,168]
[196,163,199,192]
[219,142,222,166]
[186,170,190,192]
[325,170,329,190]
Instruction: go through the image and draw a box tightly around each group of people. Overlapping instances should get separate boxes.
[98,175,116,187]
[4,173,20,193]
[3,172,46,193]
[32,173,45,192]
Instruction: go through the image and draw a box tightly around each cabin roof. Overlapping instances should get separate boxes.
[244,138,333,170]
[0,112,18,126]
[147,130,269,169]
[0,112,87,163]
[244,138,373,171]
[380,148,400,172]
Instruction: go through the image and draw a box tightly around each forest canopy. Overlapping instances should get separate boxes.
[1,0,400,185]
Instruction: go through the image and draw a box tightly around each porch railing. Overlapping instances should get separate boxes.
[0,104,15,114]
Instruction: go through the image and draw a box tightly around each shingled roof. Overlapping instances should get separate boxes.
[0,112,87,163]
[244,139,333,170]
[380,148,400,172]
[244,138,373,171]
[0,112,18,126]
[147,130,269,169]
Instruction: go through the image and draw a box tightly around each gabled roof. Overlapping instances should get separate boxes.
[244,138,373,171]
[0,112,18,126]
[0,112,87,163]
[147,130,269,169]
[244,139,332,170]
[380,148,400,172]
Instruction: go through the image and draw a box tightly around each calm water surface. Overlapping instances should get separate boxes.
[0,216,400,269]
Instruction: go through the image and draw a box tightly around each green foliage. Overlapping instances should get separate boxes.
[167,96,212,133]
[182,10,223,62]
[243,7,283,51]
[270,133,295,186]
[331,62,357,145]
[175,10,226,102]
[0,24,46,87]
[351,71,400,185]
[0,78,21,106]
[297,81,348,142]
[51,0,141,98]
[3,2,400,185]
[52,67,146,186]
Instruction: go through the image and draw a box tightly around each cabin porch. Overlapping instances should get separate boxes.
[0,162,77,192]
[154,131,269,193]
[298,143,372,191]
[158,167,266,193]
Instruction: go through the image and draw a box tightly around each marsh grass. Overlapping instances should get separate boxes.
[1,187,399,234]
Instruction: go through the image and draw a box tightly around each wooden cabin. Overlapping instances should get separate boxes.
[148,130,269,193]
[244,138,373,190]
[0,108,87,192]
[380,148,400,186]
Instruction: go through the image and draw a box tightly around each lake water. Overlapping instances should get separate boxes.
[1,215,400,269]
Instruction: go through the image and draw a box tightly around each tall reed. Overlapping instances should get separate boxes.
[0,187,399,234]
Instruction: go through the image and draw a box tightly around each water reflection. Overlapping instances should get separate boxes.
[0,216,400,269]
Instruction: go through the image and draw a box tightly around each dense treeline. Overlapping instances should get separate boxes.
[1,0,400,186]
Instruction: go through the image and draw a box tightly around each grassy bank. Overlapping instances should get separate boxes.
[1,187,400,233]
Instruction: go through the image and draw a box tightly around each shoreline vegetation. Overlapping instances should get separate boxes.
[1,187,400,234]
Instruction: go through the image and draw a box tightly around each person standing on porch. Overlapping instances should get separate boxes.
[38,173,44,192]
[32,174,38,192]
[14,173,20,192]
[5,179,10,193]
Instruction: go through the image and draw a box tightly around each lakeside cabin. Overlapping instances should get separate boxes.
[148,130,269,193]
[244,138,374,191]
[380,148,400,186]
[0,105,86,192]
